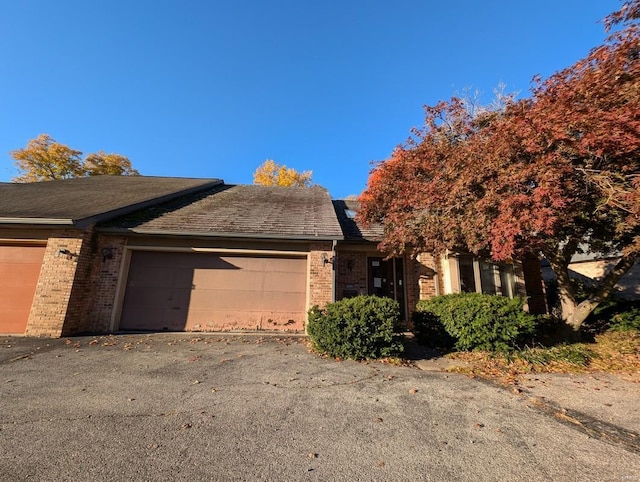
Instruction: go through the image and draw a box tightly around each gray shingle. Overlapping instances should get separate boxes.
[0,176,221,226]
[332,199,383,242]
[101,184,344,240]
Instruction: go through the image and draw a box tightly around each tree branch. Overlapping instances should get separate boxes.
[590,252,639,303]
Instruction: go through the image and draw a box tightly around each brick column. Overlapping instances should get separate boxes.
[308,241,334,310]
[25,228,92,337]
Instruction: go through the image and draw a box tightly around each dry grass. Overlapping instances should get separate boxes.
[447,330,640,385]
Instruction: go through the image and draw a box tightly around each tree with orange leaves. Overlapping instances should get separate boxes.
[359,1,640,335]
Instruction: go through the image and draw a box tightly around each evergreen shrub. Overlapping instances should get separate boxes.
[307,295,403,360]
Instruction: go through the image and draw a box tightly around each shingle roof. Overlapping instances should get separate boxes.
[0,176,222,227]
[100,184,344,240]
[332,199,384,242]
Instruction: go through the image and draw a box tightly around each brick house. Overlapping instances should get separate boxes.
[0,176,546,337]
[332,199,547,320]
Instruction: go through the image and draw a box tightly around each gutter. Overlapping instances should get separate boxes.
[96,227,343,242]
[0,217,74,226]
[331,239,337,302]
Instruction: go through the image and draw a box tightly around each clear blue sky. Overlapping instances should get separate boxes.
[0,0,621,198]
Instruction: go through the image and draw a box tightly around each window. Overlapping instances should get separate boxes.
[344,209,357,219]
[455,255,515,297]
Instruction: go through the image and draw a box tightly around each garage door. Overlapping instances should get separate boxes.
[119,251,308,332]
[0,244,46,334]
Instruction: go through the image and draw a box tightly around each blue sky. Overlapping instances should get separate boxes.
[0,0,621,198]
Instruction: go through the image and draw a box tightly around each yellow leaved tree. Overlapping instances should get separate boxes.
[253,159,312,187]
[11,134,139,182]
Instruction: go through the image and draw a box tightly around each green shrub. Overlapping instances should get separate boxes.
[307,295,403,360]
[606,306,640,332]
[411,310,455,351]
[413,293,537,352]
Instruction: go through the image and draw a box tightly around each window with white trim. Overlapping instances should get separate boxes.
[456,255,515,297]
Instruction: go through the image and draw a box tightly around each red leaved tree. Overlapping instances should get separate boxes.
[359,1,640,334]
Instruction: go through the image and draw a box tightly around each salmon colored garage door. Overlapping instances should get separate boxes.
[119,251,308,332]
[0,244,46,334]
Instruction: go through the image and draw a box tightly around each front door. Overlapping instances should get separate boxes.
[368,257,406,320]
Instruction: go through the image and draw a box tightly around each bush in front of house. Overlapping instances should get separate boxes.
[307,295,403,360]
[411,309,456,352]
[413,293,536,352]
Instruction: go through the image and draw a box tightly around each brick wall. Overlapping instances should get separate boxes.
[308,242,334,311]
[334,249,368,299]
[334,246,435,320]
[413,252,439,304]
[25,228,93,337]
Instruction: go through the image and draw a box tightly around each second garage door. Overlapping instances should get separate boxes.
[119,251,308,332]
[0,244,46,334]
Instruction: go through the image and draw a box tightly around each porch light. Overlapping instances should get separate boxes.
[321,253,334,267]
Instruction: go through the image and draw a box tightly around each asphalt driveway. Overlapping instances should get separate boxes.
[1,334,639,481]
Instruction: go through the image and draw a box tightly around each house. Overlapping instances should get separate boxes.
[332,199,548,321]
[0,176,546,337]
[0,176,341,336]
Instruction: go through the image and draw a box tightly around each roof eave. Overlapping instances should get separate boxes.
[97,227,343,241]
[0,217,74,226]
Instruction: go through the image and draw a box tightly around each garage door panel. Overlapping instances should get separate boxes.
[1,311,33,334]
[185,309,305,331]
[263,271,306,290]
[120,306,168,328]
[122,286,171,305]
[0,265,43,288]
[0,245,45,334]
[192,268,306,293]
[192,268,245,290]
[119,251,307,332]
[259,291,306,311]
[0,246,45,264]
[0,287,43,309]
[125,265,175,288]
[187,290,305,312]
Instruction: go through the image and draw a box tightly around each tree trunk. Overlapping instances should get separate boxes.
[559,294,599,333]
[544,243,638,340]
[555,253,638,335]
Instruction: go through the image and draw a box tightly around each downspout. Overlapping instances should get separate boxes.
[331,240,337,302]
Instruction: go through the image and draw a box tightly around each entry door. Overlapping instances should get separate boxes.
[368,257,406,319]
